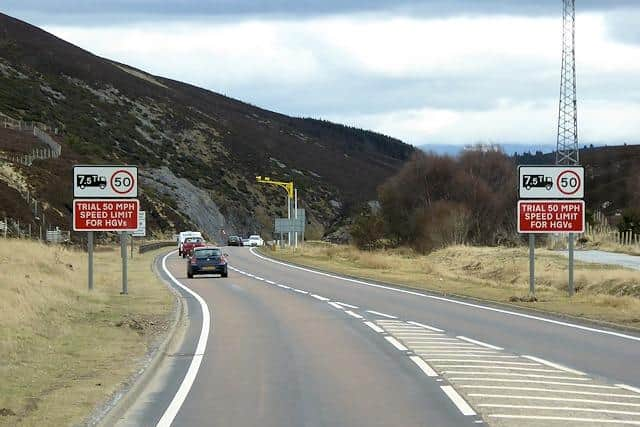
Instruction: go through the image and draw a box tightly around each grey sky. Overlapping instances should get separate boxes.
[2,1,639,145]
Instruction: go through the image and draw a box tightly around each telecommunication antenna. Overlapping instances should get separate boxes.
[556,0,579,166]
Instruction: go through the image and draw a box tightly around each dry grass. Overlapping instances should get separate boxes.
[267,243,640,328]
[0,239,173,426]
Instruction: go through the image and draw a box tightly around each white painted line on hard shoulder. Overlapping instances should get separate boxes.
[478,404,640,416]
[410,356,438,377]
[157,251,211,427]
[328,302,344,310]
[364,321,385,333]
[438,366,558,373]
[457,336,503,350]
[468,394,640,407]
[265,280,276,285]
[442,372,589,380]
[293,289,308,294]
[345,310,364,319]
[250,248,640,343]
[452,379,618,388]
[334,302,359,309]
[618,384,640,394]
[460,385,640,398]
[522,355,586,375]
[278,284,291,289]
[365,310,397,319]
[488,415,640,425]
[429,360,539,365]
[385,336,409,351]
[406,321,444,332]
[441,385,476,416]
[311,294,330,301]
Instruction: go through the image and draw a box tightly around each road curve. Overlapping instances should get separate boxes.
[115,247,640,427]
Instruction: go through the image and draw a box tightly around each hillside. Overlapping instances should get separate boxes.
[0,13,413,240]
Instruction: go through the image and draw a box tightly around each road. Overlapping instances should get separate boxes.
[116,247,640,427]
[561,250,640,271]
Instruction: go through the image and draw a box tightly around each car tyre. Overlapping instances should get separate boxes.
[187,270,194,279]
[221,271,228,278]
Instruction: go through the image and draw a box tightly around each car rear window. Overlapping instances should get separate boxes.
[195,249,222,258]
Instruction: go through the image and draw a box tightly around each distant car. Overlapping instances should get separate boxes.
[182,237,206,258]
[241,238,250,247]
[247,235,264,247]
[187,247,228,278]
[227,235,242,246]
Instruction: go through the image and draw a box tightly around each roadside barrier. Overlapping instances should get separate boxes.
[139,241,175,254]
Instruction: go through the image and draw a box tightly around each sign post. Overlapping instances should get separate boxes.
[518,165,584,296]
[73,165,138,293]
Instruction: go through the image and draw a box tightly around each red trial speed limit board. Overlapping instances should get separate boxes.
[73,199,139,231]
[518,200,585,234]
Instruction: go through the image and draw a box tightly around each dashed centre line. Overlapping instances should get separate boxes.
[366,310,397,319]
[345,310,364,319]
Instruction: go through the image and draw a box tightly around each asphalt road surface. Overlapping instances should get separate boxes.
[561,250,640,271]
[116,247,640,427]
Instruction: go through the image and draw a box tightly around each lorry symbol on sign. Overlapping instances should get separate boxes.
[523,174,553,191]
[77,174,107,190]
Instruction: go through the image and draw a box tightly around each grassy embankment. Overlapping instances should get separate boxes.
[0,240,173,426]
[263,243,640,328]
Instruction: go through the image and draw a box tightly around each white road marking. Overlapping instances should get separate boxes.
[443,372,589,380]
[328,302,344,310]
[441,385,476,416]
[311,294,330,301]
[345,310,364,319]
[468,394,640,407]
[157,252,211,427]
[488,415,640,425]
[406,321,444,332]
[522,355,586,375]
[365,310,397,319]
[460,385,640,398]
[452,378,620,388]
[409,356,438,377]
[265,279,276,285]
[278,284,291,289]
[402,337,458,341]
[334,302,359,309]
[250,248,640,343]
[457,336,503,350]
[437,366,559,373]
[254,276,264,281]
[364,321,385,333]
[385,336,409,351]
[429,360,538,365]
[293,289,308,294]
[424,353,516,358]
[618,384,640,394]
[479,404,640,416]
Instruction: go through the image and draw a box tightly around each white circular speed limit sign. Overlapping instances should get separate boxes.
[110,169,135,195]
[556,170,581,196]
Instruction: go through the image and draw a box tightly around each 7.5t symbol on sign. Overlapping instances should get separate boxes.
[74,165,138,198]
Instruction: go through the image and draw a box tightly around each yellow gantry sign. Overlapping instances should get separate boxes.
[255,176,294,199]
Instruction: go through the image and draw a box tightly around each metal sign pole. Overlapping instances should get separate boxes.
[287,196,291,247]
[529,234,535,296]
[294,188,298,249]
[568,233,575,296]
[130,233,134,259]
[120,232,128,295]
[88,231,94,291]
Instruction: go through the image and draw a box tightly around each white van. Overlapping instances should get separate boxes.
[177,231,203,256]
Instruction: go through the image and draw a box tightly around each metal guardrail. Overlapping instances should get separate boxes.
[138,241,175,254]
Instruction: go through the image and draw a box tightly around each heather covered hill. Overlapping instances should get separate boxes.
[0,13,413,238]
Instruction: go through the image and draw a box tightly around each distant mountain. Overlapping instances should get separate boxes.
[0,13,414,239]
[418,143,558,156]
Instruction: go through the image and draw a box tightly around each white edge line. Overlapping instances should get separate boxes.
[385,336,409,351]
[293,289,308,294]
[311,294,330,301]
[157,251,210,427]
[328,302,344,310]
[364,321,385,333]
[366,310,398,319]
[441,385,477,416]
[410,356,438,377]
[334,301,359,309]
[249,248,640,343]
[407,321,444,332]
[457,336,503,350]
[265,280,276,285]
[617,384,640,394]
[522,355,586,375]
[345,310,364,319]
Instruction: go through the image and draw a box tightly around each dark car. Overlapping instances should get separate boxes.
[187,247,228,278]
[227,235,242,246]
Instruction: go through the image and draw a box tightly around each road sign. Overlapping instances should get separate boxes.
[73,199,139,231]
[275,218,304,233]
[132,211,146,237]
[518,200,585,234]
[73,165,138,198]
[518,165,584,199]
